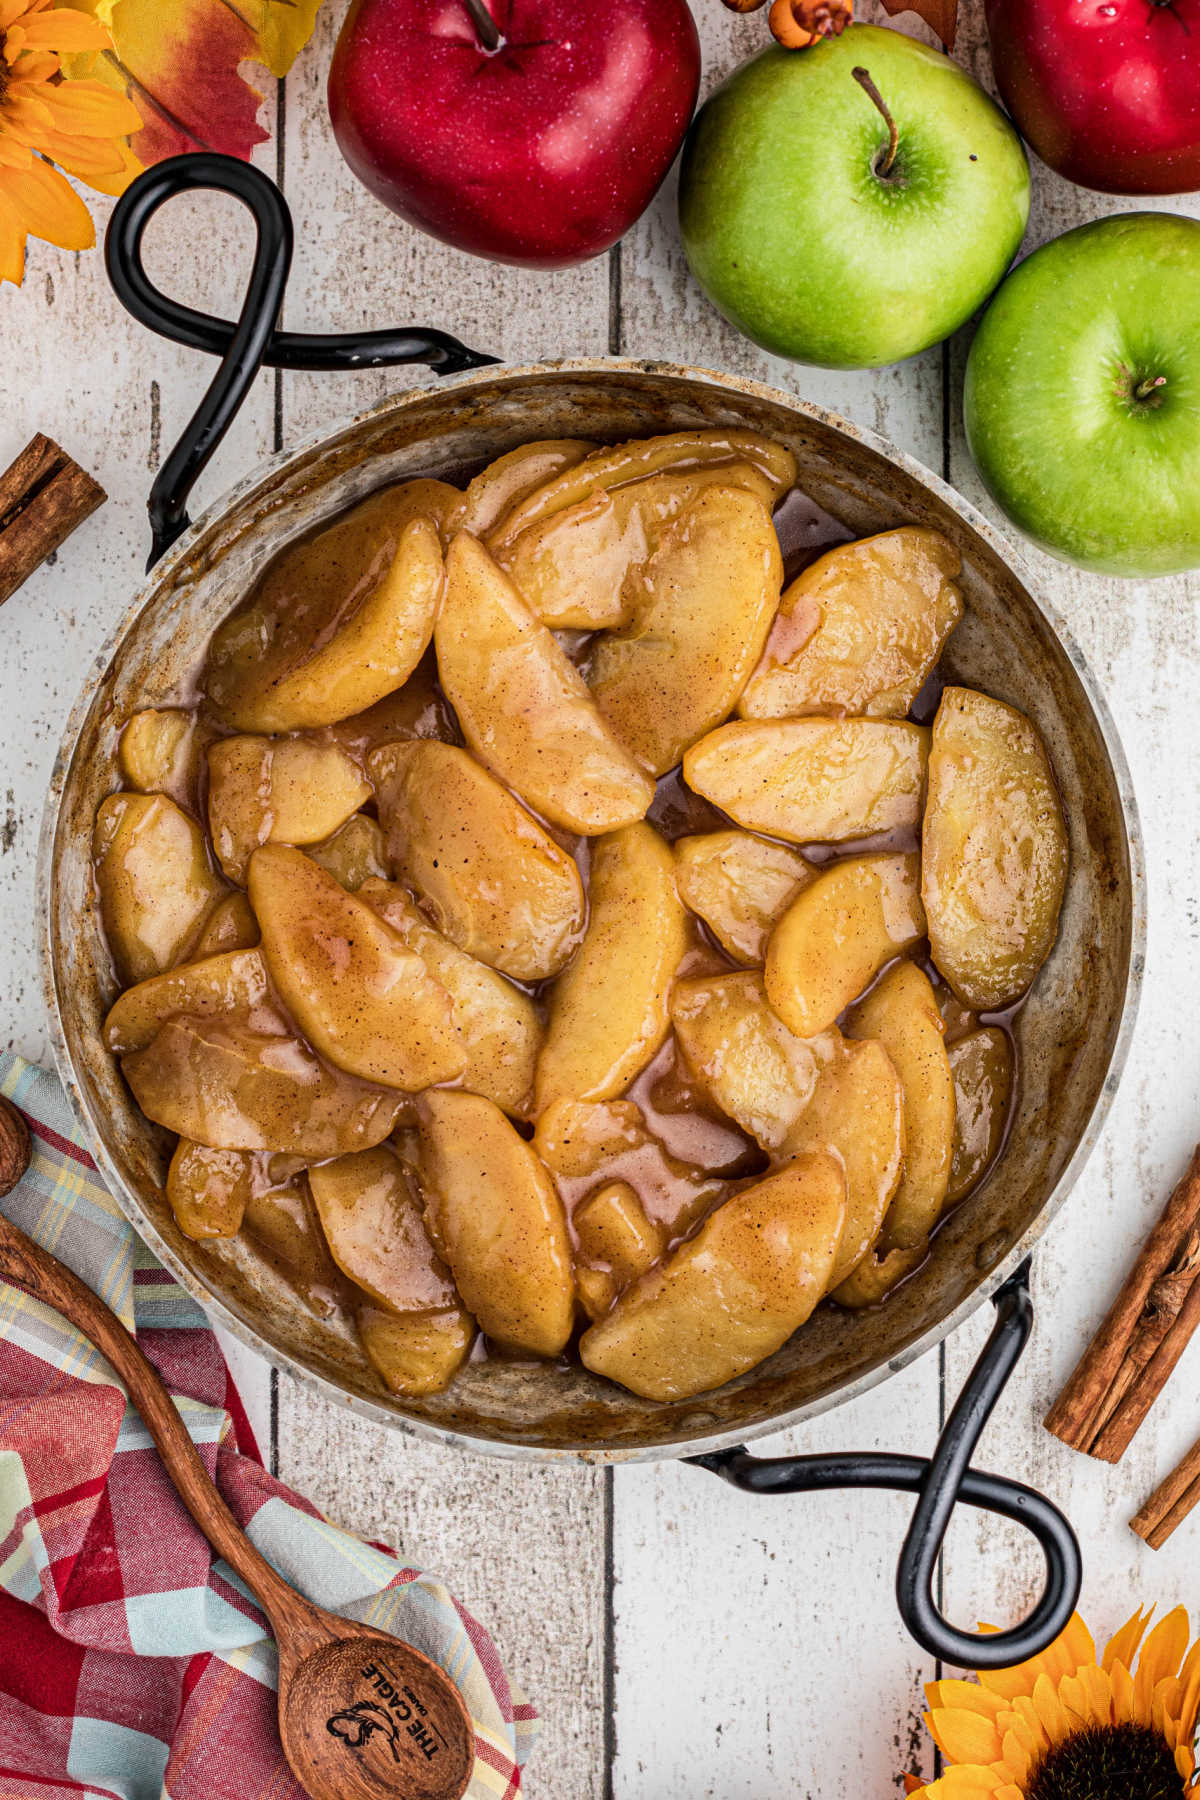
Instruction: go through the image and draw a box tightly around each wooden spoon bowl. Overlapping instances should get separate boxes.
[0,1173,474,1800]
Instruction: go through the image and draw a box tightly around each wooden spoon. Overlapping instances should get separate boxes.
[0,1145,475,1800]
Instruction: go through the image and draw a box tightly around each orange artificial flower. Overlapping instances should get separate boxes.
[906,1607,1200,1797]
[0,0,141,285]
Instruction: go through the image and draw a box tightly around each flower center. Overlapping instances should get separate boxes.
[1027,1723,1185,1800]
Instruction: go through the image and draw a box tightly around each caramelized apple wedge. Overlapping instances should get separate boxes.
[94,793,226,984]
[166,1140,252,1240]
[249,845,464,1090]
[242,1172,348,1318]
[946,1027,1013,1205]
[673,831,813,965]
[764,853,925,1039]
[207,736,371,884]
[103,946,268,1055]
[308,1145,461,1314]
[355,1303,475,1398]
[450,438,597,538]
[739,528,963,719]
[587,486,782,776]
[533,1098,725,1239]
[359,878,541,1116]
[305,813,388,891]
[922,686,1068,1010]
[497,462,778,631]
[846,961,955,1250]
[119,708,211,811]
[833,1243,926,1310]
[783,1040,905,1289]
[124,1015,405,1156]
[574,1180,668,1322]
[579,1154,846,1402]
[370,741,584,981]
[671,971,840,1152]
[684,719,930,843]
[190,892,259,958]
[535,823,687,1114]
[419,1090,574,1357]
[206,488,449,730]
[489,428,798,550]
[435,533,654,833]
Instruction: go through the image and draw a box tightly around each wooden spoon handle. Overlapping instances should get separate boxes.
[0,1208,304,1631]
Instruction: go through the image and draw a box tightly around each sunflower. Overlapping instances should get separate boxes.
[905,1608,1200,1799]
[0,0,142,285]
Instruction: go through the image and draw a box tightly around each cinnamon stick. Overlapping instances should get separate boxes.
[0,434,105,606]
[1131,1432,1200,1550]
[1044,1144,1200,1461]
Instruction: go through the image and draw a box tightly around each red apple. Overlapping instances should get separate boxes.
[986,0,1200,195]
[328,0,701,269]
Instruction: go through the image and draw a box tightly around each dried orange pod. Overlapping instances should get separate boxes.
[768,0,852,47]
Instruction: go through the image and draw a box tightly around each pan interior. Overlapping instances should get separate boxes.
[43,365,1136,1459]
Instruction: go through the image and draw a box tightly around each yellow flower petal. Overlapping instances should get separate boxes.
[1030,1671,1080,1749]
[925,1681,1008,1721]
[927,1707,1005,1767]
[0,182,26,284]
[1178,1642,1200,1740]
[926,1767,1007,1798]
[1103,1607,1150,1675]
[34,76,142,139]
[1136,1609,1191,1718]
[10,9,112,54]
[1111,1658,1138,1724]
[34,125,140,195]
[0,155,93,250]
[0,133,33,168]
[999,1725,1037,1787]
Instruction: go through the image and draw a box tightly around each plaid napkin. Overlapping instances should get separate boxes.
[0,1053,537,1800]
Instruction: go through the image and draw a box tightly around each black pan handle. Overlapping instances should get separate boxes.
[690,1263,1081,1669]
[105,153,497,569]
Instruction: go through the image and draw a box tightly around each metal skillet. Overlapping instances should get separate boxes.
[38,155,1145,1671]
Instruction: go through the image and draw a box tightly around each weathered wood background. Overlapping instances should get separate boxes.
[2,6,1198,1793]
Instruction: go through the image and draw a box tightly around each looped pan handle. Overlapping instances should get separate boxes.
[105,152,497,569]
[691,1264,1081,1669]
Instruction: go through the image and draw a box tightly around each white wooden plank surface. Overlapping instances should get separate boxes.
[0,9,1197,1798]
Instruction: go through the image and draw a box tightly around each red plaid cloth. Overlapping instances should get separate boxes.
[0,1055,537,1799]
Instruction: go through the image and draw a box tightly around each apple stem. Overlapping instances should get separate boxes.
[852,66,899,179]
[1136,375,1167,401]
[462,0,502,51]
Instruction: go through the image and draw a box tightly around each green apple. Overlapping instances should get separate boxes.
[677,25,1029,370]
[965,213,1200,577]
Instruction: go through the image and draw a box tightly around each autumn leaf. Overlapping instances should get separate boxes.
[59,0,328,165]
[878,0,958,49]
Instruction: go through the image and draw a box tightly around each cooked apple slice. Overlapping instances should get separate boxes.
[535,823,687,1114]
[207,736,372,884]
[490,428,798,550]
[684,719,930,843]
[355,1302,475,1398]
[497,462,778,631]
[739,528,963,720]
[308,1145,461,1314]
[249,845,464,1090]
[419,1090,574,1357]
[359,877,540,1116]
[580,1153,845,1401]
[946,1026,1013,1205]
[784,1040,905,1289]
[206,486,449,730]
[242,1172,348,1318]
[671,971,841,1152]
[923,686,1069,1010]
[118,708,211,811]
[124,1015,406,1156]
[587,486,782,776]
[370,740,584,981]
[103,946,269,1055]
[94,792,227,985]
[533,1098,725,1239]
[450,438,597,538]
[166,1140,253,1240]
[435,533,654,834]
[846,961,954,1252]
[674,831,814,965]
[190,892,259,959]
[305,813,388,891]
[832,1243,927,1310]
[324,648,457,761]
[764,853,925,1039]
[574,1180,668,1322]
